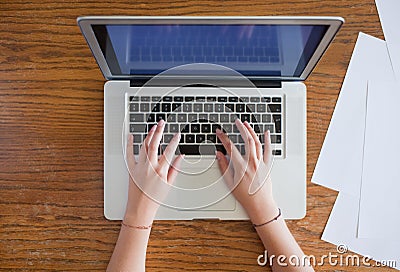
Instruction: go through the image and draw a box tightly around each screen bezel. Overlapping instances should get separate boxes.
[77,16,344,81]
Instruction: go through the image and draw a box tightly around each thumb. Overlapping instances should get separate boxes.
[216,151,234,190]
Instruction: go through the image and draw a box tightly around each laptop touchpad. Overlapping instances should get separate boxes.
[170,158,236,211]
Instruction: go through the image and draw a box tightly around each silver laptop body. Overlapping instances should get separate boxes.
[78,16,343,220]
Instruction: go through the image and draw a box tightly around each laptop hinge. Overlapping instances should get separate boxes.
[129,78,282,88]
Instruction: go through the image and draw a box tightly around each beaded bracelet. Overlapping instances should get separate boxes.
[121,221,152,230]
[252,208,282,228]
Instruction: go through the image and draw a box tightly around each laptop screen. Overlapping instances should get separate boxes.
[92,24,329,78]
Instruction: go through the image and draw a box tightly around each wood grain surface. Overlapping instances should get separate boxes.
[0,0,394,271]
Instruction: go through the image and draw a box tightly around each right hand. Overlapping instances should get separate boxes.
[215,119,279,224]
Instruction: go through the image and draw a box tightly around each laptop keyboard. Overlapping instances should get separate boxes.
[128,95,283,157]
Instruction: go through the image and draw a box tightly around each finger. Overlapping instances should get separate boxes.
[235,119,256,160]
[159,133,181,170]
[167,154,184,184]
[139,124,156,163]
[216,129,242,165]
[126,134,137,171]
[243,121,262,160]
[215,151,234,189]
[148,119,165,163]
[263,130,273,163]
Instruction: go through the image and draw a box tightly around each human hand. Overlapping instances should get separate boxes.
[216,119,278,224]
[124,119,184,226]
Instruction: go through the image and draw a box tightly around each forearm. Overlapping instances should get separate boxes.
[251,205,314,272]
[107,225,151,272]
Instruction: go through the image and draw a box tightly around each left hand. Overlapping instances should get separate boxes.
[124,119,183,226]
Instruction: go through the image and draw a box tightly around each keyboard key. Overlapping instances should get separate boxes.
[253,124,261,133]
[215,144,227,155]
[236,103,246,112]
[207,134,216,143]
[185,134,195,143]
[163,96,173,102]
[204,104,213,112]
[212,124,222,133]
[130,124,146,133]
[223,124,233,133]
[262,114,271,123]
[141,96,151,102]
[164,134,174,143]
[198,114,208,122]
[241,114,251,122]
[246,104,256,113]
[145,113,154,123]
[196,134,206,143]
[177,114,187,122]
[250,97,260,102]
[272,149,282,156]
[174,96,184,102]
[207,97,216,102]
[132,134,142,143]
[220,114,229,122]
[167,113,176,122]
[230,114,239,122]
[196,97,205,102]
[272,97,282,103]
[151,103,160,112]
[148,123,156,132]
[191,124,200,133]
[129,103,139,112]
[265,124,274,133]
[162,103,171,112]
[185,96,195,102]
[183,104,192,112]
[209,114,218,122]
[172,103,181,112]
[193,104,203,112]
[252,113,261,123]
[217,97,227,102]
[133,144,140,155]
[181,124,189,133]
[178,144,223,155]
[228,97,238,102]
[257,104,266,112]
[156,113,166,121]
[140,103,150,112]
[152,96,161,102]
[188,114,197,122]
[272,114,281,133]
[201,124,211,133]
[215,104,224,112]
[270,135,281,144]
[229,134,238,143]
[225,104,235,113]
[169,123,179,133]
[130,96,139,102]
[240,97,249,102]
[268,104,281,113]
[130,114,144,122]
[263,97,271,103]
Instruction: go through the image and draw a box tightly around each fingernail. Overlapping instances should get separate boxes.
[215,151,220,160]
[158,119,165,125]
[216,128,221,134]
[151,125,157,131]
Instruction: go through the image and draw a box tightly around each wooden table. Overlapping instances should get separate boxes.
[0,0,394,271]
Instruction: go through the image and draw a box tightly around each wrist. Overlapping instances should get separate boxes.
[247,200,279,225]
[124,207,156,226]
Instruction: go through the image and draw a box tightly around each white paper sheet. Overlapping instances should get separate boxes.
[357,80,400,238]
[376,0,400,81]
[312,33,395,197]
[322,193,400,270]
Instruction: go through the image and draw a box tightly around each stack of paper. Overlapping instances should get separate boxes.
[312,0,400,269]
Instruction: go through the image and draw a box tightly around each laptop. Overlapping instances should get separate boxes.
[78,16,343,220]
